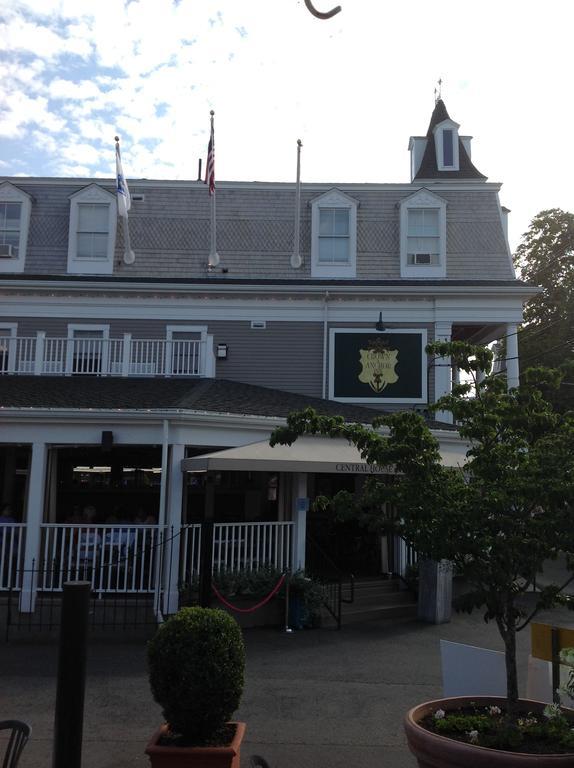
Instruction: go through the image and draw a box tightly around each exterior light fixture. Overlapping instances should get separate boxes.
[375,312,386,332]
[216,343,228,359]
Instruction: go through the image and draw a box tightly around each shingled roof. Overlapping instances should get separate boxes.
[414,99,487,181]
[0,376,454,430]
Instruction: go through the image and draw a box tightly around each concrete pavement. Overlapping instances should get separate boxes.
[3,594,574,768]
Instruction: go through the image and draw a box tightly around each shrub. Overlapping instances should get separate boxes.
[147,607,245,744]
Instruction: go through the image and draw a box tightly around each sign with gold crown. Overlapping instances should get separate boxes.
[329,329,427,403]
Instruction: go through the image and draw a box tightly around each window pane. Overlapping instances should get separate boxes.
[1,231,19,248]
[77,232,108,258]
[73,330,104,339]
[78,203,108,232]
[408,208,438,237]
[331,237,349,262]
[4,203,21,230]
[319,236,349,263]
[333,208,349,235]
[319,208,334,236]
[407,236,439,255]
[443,129,453,166]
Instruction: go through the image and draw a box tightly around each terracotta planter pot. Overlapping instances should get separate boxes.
[145,721,246,768]
[404,696,574,767]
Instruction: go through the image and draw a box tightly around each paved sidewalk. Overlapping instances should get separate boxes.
[3,596,574,768]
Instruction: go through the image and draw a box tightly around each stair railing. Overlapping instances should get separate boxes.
[306,535,354,629]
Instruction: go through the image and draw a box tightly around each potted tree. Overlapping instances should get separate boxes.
[146,606,246,768]
[270,341,574,763]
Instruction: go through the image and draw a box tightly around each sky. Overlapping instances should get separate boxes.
[0,0,573,252]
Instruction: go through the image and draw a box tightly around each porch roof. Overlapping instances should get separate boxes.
[181,434,469,475]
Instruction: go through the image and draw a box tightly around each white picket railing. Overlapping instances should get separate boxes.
[0,524,25,590]
[39,524,163,594]
[1,521,294,597]
[212,522,293,573]
[179,521,293,583]
[0,335,212,378]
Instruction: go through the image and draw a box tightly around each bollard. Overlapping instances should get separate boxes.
[52,581,91,768]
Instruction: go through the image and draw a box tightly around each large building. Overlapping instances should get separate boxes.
[0,100,536,616]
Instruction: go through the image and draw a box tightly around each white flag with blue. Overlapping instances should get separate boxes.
[115,140,131,219]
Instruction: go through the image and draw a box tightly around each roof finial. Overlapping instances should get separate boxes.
[435,77,443,104]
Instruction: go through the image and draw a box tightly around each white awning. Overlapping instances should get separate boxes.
[181,434,469,475]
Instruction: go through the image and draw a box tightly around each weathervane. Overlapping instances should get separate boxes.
[434,77,443,104]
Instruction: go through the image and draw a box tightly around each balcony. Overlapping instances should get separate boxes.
[0,334,216,378]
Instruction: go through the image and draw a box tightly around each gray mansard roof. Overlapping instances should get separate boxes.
[1,175,513,282]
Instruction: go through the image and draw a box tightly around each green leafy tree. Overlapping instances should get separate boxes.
[514,208,574,410]
[270,342,574,713]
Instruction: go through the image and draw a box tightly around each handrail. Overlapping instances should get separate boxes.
[306,534,354,629]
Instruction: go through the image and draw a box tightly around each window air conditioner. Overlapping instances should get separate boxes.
[0,244,14,258]
[413,253,432,265]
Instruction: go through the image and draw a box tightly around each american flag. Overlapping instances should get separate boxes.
[205,116,215,195]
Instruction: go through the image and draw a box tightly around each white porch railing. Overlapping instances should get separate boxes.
[3,521,294,597]
[212,522,293,573]
[0,524,25,590]
[0,335,215,378]
[39,524,163,594]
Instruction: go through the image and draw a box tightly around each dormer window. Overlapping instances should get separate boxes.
[311,189,357,278]
[0,182,32,273]
[400,189,447,278]
[68,185,117,275]
[433,118,460,172]
[442,129,454,167]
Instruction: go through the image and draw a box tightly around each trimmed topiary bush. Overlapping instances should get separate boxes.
[147,607,245,744]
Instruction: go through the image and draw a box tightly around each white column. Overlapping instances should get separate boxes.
[162,443,185,615]
[433,321,453,424]
[34,331,45,375]
[20,442,47,612]
[506,323,520,390]
[291,473,308,572]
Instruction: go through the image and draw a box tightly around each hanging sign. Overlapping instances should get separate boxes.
[329,329,427,403]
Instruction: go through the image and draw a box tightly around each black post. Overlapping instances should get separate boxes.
[52,581,91,768]
[551,626,561,704]
[199,521,214,607]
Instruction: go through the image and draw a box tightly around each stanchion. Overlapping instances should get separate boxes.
[52,581,91,768]
[284,569,293,633]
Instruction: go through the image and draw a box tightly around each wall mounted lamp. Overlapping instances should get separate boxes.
[216,343,228,359]
[375,312,386,332]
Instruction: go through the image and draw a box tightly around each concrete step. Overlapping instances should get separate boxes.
[322,600,418,627]
[348,589,414,607]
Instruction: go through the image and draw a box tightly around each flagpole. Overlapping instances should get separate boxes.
[115,136,135,265]
[291,139,303,269]
[208,111,219,268]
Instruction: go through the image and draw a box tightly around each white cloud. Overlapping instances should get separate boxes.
[0,0,572,250]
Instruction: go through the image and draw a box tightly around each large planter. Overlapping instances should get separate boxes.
[404,696,574,767]
[145,721,246,768]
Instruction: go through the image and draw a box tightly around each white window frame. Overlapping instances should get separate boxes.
[311,189,357,278]
[67,323,110,375]
[67,184,116,275]
[433,118,460,172]
[166,324,209,376]
[399,189,447,278]
[0,183,32,274]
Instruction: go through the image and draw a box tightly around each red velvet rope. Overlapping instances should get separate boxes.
[211,573,286,613]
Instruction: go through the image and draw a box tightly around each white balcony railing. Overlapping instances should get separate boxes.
[0,334,215,378]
